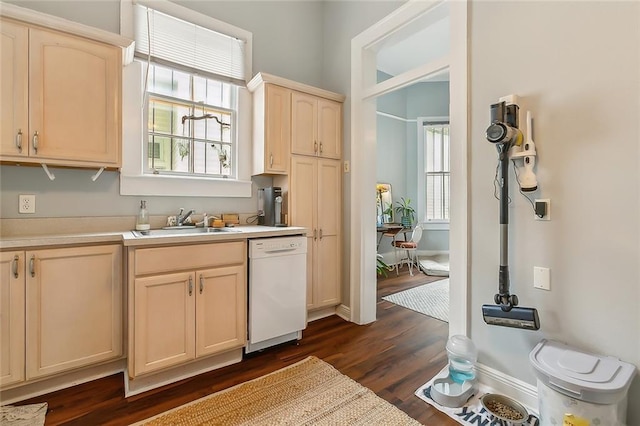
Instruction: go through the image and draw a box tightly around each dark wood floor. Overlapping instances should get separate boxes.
[17,266,457,425]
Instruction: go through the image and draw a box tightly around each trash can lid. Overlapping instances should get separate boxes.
[529,339,636,396]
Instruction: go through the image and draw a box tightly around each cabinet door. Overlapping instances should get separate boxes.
[0,19,28,158]
[315,159,342,307]
[317,99,342,159]
[133,272,195,376]
[29,28,121,166]
[263,84,290,173]
[289,156,318,308]
[25,245,122,379]
[195,265,246,358]
[291,91,318,156]
[0,252,25,387]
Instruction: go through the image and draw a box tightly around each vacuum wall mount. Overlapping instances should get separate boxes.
[482,97,541,331]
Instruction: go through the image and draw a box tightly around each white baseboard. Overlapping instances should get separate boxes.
[475,362,539,412]
[335,304,350,321]
[378,250,449,266]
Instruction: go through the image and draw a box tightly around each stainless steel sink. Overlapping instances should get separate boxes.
[132,227,241,238]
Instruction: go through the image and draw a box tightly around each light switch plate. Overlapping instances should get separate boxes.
[19,194,36,214]
[533,266,550,290]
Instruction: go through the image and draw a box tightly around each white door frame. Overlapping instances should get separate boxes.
[349,0,469,337]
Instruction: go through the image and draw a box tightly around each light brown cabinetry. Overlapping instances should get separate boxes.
[291,91,342,160]
[0,252,25,387]
[250,73,344,313]
[128,242,246,377]
[289,156,342,310]
[0,245,123,388]
[250,82,290,175]
[0,18,122,168]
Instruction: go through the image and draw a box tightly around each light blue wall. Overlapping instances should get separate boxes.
[376,81,450,252]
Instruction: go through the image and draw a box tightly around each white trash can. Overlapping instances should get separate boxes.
[529,339,636,426]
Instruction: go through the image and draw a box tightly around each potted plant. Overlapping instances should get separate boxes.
[395,197,416,228]
[377,254,391,277]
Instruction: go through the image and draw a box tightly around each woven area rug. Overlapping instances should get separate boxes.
[383,279,449,322]
[132,356,420,426]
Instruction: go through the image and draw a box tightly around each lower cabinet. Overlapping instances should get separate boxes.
[0,245,123,388]
[128,241,246,378]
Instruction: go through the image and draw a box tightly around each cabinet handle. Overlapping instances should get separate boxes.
[319,229,323,240]
[12,255,19,278]
[314,141,318,153]
[32,131,39,154]
[269,153,273,167]
[29,255,35,277]
[188,276,193,296]
[313,229,317,240]
[199,274,204,294]
[16,130,23,152]
[319,142,323,154]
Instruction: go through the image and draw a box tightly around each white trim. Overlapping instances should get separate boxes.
[417,115,450,226]
[446,0,469,337]
[476,362,539,413]
[350,0,468,335]
[335,304,351,322]
[119,60,253,197]
[376,111,417,123]
[362,55,450,101]
[1,2,134,65]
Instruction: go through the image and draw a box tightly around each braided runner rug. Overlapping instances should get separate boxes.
[133,356,420,426]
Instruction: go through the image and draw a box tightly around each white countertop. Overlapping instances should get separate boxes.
[0,226,307,250]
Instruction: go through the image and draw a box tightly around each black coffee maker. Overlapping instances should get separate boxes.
[258,186,285,226]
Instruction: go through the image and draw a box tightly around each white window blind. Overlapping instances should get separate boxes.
[134,3,246,85]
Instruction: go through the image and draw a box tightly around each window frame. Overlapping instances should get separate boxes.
[119,0,253,197]
[416,116,450,230]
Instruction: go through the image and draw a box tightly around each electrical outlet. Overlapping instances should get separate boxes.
[343,161,350,173]
[534,199,550,221]
[19,194,36,214]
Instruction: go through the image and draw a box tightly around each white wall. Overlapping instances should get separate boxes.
[469,1,640,422]
[321,0,407,305]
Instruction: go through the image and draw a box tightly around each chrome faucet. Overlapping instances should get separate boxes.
[176,208,195,226]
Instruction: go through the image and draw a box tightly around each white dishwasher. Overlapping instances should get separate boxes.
[247,236,307,354]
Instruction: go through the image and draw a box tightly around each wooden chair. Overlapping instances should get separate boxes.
[392,225,423,276]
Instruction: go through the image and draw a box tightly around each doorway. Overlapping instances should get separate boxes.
[349,0,468,336]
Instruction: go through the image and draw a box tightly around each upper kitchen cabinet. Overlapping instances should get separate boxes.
[291,92,342,159]
[1,19,121,167]
[249,79,291,175]
[248,73,345,175]
[0,5,133,169]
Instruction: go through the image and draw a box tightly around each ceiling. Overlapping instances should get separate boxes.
[375,2,450,83]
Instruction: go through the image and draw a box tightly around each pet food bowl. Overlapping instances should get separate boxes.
[480,393,528,424]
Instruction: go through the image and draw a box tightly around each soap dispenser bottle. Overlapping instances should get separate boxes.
[136,200,150,231]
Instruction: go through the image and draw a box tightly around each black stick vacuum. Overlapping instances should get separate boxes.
[482,101,540,331]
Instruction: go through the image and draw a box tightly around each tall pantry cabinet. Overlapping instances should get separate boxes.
[249,73,345,313]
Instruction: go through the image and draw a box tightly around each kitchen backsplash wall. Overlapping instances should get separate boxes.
[0,166,272,219]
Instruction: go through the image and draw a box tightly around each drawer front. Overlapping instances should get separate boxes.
[135,242,246,276]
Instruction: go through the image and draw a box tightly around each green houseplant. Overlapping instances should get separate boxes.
[395,197,416,228]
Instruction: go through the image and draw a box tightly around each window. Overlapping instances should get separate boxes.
[119,0,253,197]
[146,63,235,178]
[417,118,450,225]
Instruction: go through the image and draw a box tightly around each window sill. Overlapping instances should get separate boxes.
[120,174,252,197]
